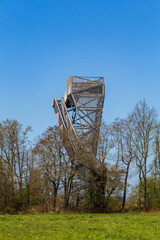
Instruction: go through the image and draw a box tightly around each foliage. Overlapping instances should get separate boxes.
[0,99,160,213]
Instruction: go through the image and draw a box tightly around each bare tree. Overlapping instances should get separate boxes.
[34,126,64,209]
[120,117,136,210]
[153,123,160,184]
[0,119,31,210]
[130,100,157,210]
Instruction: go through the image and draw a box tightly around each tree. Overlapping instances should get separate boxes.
[130,100,157,210]
[153,123,160,189]
[0,119,31,210]
[34,126,65,209]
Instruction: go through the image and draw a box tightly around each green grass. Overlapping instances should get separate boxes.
[0,212,160,239]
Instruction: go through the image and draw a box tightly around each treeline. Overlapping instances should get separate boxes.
[0,99,160,213]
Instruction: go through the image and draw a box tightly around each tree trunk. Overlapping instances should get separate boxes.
[122,161,131,211]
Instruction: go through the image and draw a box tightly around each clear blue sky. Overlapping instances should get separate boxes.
[0,0,160,138]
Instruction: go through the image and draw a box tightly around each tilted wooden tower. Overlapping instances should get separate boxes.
[52,76,105,156]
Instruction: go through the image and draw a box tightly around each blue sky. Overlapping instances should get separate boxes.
[0,0,160,138]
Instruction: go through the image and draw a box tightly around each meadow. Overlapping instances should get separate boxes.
[0,212,160,239]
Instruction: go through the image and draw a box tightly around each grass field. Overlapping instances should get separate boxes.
[0,212,160,239]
